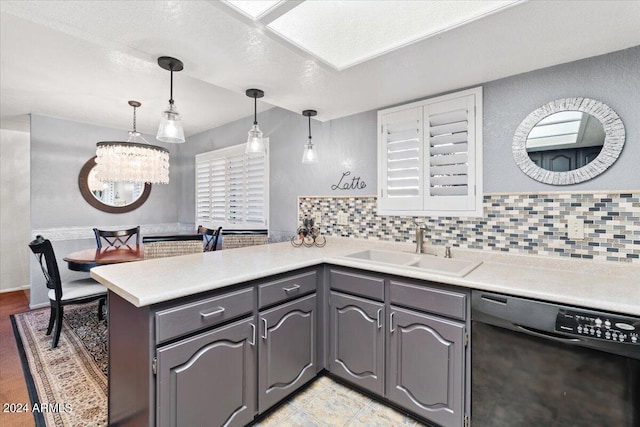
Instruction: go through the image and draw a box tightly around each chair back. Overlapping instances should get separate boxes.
[142,235,203,259]
[93,226,141,248]
[198,226,222,252]
[28,235,63,302]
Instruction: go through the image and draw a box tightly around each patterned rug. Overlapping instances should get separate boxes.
[11,303,108,426]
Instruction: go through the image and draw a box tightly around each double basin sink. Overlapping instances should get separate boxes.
[341,249,482,277]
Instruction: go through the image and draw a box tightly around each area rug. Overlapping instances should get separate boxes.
[11,303,108,426]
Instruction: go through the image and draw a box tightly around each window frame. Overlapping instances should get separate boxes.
[377,87,483,217]
[195,140,269,231]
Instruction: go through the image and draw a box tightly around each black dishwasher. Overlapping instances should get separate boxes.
[471,290,640,427]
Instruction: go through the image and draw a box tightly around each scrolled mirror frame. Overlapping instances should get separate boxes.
[512,98,625,185]
[78,156,152,214]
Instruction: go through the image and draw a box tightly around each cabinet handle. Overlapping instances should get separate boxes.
[376,308,383,329]
[249,323,256,346]
[200,307,225,319]
[261,318,268,340]
[389,312,395,333]
[283,284,301,293]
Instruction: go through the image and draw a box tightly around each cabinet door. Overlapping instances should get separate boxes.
[329,291,385,395]
[259,294,317,413]
[156,317,257,427]
[387,306,465,427]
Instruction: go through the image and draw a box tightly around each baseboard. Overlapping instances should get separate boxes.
[0,285,30,293]
[29,302,49,310]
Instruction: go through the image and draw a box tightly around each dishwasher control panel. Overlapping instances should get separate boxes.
[556,309,639,344]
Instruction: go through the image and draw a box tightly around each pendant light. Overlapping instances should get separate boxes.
[95,101,170,184]
[245,88,265,155]
[301,110,318,164]
[156,56,185,143]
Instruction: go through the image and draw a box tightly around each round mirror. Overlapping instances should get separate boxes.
[78,156,152,213]
[513,98,625,185]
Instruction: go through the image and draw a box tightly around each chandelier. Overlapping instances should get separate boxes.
[95,101,170,184]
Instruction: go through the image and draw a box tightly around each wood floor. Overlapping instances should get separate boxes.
[0,290,35,427]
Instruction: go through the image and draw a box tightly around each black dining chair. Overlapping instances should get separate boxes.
[198,226,222,252]
[28,235,107,349]
[93,226,140,248]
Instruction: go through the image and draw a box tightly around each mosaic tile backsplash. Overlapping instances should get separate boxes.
[298,192,640,263]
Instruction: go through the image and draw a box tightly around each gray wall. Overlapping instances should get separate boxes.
[24,46,640,305]
[1,129,30,291]
[483,46,640,192]
[177,108,377,240]
[179,46,640,239]
[29,115,181,306]
[30,115,180,229]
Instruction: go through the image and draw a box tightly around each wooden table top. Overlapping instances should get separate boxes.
[64,245,145,272]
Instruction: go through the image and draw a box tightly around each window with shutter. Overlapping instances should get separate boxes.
[377,87,483,217]
[195,140,269,230]
[379,106,424,212]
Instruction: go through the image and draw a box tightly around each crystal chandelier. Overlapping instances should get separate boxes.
[95,101,170,184]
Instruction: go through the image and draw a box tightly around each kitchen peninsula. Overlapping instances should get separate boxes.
[91,238,640,426]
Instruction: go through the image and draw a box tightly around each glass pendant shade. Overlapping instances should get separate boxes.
[157,102,185,143]
[301,109,318,164]
[95,101,170,184]
[156,56,185,144]
[245,88,266,155]
[301,141,318,164]
[246,124,265,154]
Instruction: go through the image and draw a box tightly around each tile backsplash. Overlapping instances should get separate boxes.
[298,192,639,263]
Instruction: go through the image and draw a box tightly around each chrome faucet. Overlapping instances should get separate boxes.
[414,222,429,254]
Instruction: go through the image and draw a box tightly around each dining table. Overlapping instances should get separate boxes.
[64,245,145,272]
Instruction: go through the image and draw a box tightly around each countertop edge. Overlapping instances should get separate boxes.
[90,239,639,316]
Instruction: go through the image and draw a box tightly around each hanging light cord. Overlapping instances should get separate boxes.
[253,97,258,125]
[308,115,312,141]
[169,65,174,105]
[132,105,137,132]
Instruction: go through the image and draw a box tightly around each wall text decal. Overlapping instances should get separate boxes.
[331,171,367,191]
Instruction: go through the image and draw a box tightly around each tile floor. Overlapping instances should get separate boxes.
[255,376,427,427]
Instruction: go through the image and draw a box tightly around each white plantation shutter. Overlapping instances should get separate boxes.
[195,141,269,229]
[379,107,423,211]
[210,158,227,223]
[196,157,212,221]
[425,93,477,211]
[246,155,266,224]
[377,87,482,216]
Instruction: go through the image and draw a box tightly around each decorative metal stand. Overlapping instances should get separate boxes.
[291,217,326,247]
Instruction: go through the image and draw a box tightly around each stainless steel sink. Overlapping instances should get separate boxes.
[341,249,482,277]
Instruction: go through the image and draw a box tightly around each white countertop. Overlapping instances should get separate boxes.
[91,237,640,316]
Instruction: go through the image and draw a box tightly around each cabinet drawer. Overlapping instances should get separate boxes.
[330,269,384,301]
[389,280,466,320]
[259,271,316,308]
[155,287,254,344]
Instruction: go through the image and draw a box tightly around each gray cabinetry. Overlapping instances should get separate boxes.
[387,306,465,427]
[329,291,385,395]
[327,268,469,427]
[258,271,316,308]
[155,287,254,344]
[156,316,256,427]
[258,293,317,413]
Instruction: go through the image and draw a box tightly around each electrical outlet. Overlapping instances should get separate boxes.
[314,212,322,225]
[337,212,349,226]
[567,217,585,240]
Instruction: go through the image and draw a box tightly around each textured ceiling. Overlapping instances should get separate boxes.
[1,0,639,137]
